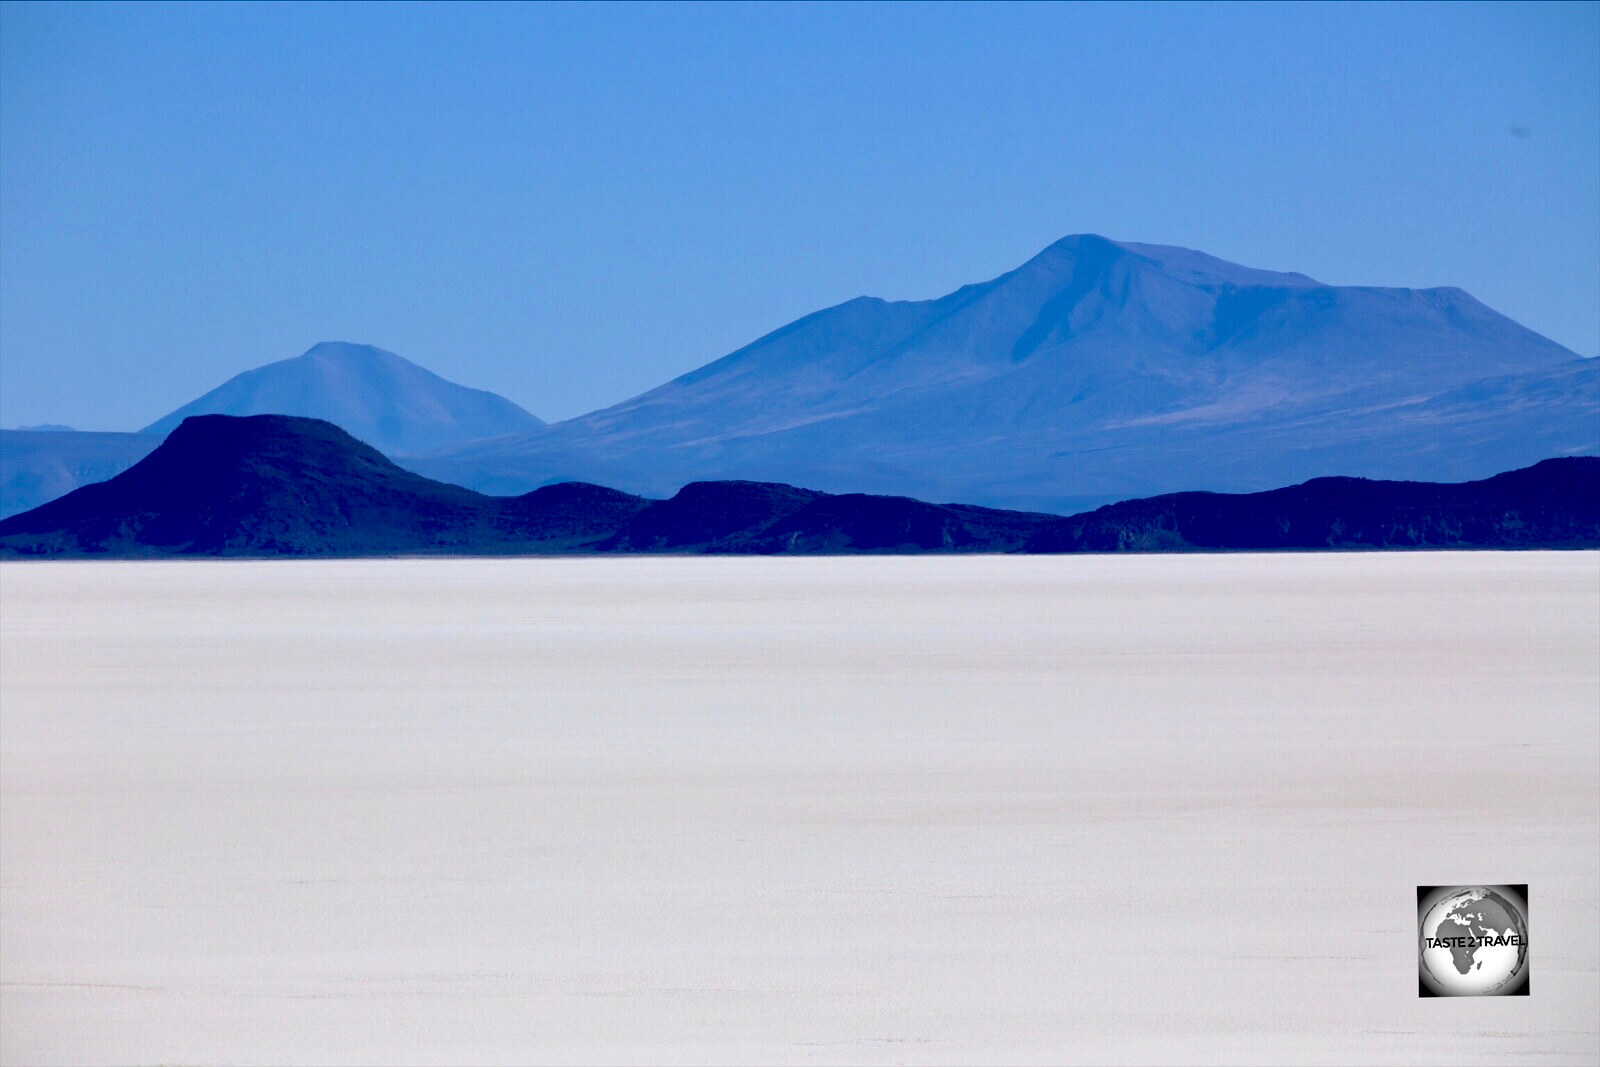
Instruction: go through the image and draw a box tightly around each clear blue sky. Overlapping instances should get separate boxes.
[2,1,1596,429]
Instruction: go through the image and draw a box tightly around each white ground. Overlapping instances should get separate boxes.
[1,553,1596,1066]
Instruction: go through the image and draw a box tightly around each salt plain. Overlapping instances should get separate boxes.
[1,553,1596,1065]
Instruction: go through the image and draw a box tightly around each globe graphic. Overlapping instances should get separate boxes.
[1419,887,1529,995]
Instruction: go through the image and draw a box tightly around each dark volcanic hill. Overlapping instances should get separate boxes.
[0,415,644,557]
[599,482,1061,554]
[1026,458,1600,552]
[2,341,545,520]
[0,414,1594,557]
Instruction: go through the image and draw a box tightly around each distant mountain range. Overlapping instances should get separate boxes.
[409,235,1597,512]
[2,414,1593,557]
[6,236,1596,520]
[1,342,543,518]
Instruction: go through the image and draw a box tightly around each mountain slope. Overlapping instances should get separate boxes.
[0,429,160,519]
[409,235,1594,511]
[2,414,1594,557]
[1,341,546,518]
[0,415,640,557]
[143,341,544,454]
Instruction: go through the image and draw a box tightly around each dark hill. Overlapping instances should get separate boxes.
[1027,458,1600,552]
[0,415,645,557]
[0,414,1594,557]
[603,481,825,551]
[3,341,546,519]
[730,495,1059,554]
[597,484,1058,554]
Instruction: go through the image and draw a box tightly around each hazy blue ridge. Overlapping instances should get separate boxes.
[1,414,1594,557]
[7,237,1596,521]
[141,341,545,453]
[1,342,544,517]
[409,234,1593,513]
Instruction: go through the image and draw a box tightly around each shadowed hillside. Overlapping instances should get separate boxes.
[2,414,1595,558]
[3,342,546,519]
[0,415,640,557]
[1026,459,1600,552]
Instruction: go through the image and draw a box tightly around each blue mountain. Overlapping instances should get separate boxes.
[141,341,544,453]
[2,342,544,517]
[410,235,1596,513]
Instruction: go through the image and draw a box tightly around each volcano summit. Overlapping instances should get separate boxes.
[409,235,1596,513]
